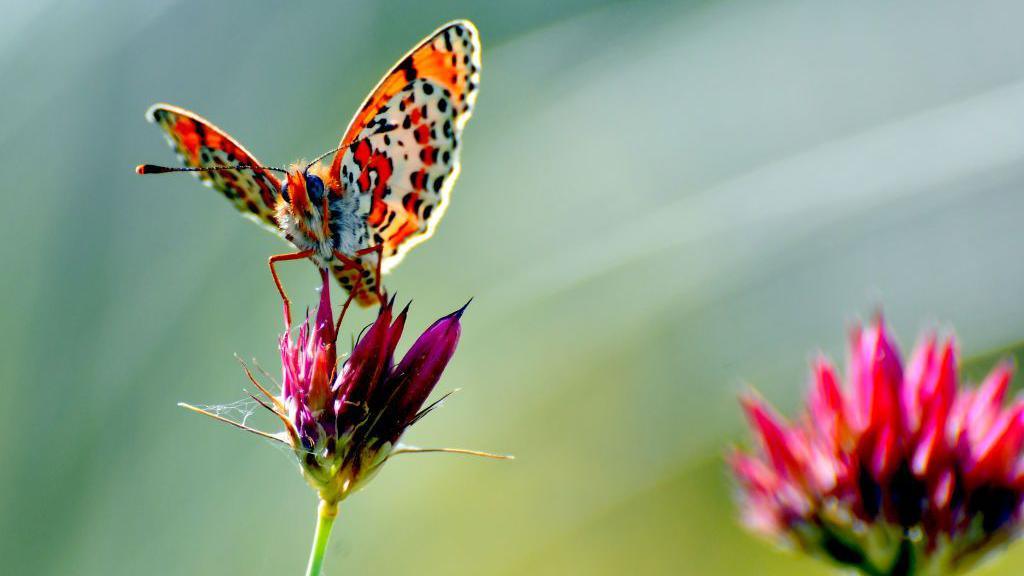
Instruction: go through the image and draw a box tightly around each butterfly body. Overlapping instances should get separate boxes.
[140,21,480,307]
[276,164,368,270]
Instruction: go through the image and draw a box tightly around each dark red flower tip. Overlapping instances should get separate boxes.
[314,270,335,345]
[450,298,472,319]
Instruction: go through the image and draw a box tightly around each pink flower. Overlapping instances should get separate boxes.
[180,271,509,576]
[274,273,468,503]
[731,318,1024,575]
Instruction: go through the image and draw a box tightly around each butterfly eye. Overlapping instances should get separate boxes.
[280,180,290,203]
[306,174,324,205]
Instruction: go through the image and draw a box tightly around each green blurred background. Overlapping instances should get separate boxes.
[5,0,1024,574]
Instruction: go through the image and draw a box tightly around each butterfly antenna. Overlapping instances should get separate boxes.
[135,164,289,175]
[305,125,398,171]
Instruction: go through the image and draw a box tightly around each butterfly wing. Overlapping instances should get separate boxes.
[146,103,283,232]
[329,20,480,285]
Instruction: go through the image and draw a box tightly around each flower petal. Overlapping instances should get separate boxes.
[375,303,465,441]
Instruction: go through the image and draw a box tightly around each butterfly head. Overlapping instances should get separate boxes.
[281,169,321,210]
[276,163,340,255]
[283,162,341,215]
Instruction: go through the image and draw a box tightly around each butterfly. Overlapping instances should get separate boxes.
[137,20,480,324]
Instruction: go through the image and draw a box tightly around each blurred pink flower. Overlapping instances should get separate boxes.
[731,318,1024,575]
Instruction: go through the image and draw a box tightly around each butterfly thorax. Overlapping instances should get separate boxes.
[276,162,368,268]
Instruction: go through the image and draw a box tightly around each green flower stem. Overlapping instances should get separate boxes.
[305,499,339,576]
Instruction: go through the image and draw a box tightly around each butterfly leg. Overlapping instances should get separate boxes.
[269,249,314,327]
[332,250,369,301]
[334,281,359,336]
[333,244,385,305]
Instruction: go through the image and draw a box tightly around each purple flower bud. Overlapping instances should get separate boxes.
[370,302,466,445]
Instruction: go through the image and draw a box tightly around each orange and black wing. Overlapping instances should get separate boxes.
[146,104,282,232]
[328,20,480,299]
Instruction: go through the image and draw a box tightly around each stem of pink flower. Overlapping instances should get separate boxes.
[305,499,339,576]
